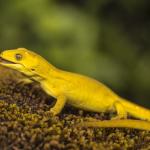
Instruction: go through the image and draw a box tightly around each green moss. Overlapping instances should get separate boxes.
[0,66,150,150]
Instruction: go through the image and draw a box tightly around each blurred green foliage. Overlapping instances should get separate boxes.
[0,0,150,107]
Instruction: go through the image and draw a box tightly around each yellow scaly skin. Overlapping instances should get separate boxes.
[0,48,150,131]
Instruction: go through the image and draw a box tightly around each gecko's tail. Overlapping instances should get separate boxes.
[79,119,150,131]
[119,98,150,121]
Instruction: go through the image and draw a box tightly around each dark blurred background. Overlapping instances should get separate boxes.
[0,0,150,108]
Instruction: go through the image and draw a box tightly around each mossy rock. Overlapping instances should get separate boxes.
[0,66,150,150]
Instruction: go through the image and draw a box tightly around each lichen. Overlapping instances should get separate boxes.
[0,66,150,150]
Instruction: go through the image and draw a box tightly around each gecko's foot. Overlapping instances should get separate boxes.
[85,117,100,122]
[41,111,54,122]
[17,78,33,85]
[111,114,127,120]
[49,108,59,116]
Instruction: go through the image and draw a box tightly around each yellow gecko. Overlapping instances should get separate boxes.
[0,48,150,131]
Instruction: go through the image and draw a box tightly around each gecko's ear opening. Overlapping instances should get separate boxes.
[31,68,35,71]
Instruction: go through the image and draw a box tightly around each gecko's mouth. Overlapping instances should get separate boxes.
[0,57,16,64]
[0,56,23,69]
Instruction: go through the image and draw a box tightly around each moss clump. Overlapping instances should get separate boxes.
[0,66,150,150]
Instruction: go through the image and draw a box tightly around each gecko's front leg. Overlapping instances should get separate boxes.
[41,82,67,115]
[17,78,33,85]
[50,95,67,115]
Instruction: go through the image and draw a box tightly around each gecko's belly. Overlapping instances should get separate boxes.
[67,94,115,113]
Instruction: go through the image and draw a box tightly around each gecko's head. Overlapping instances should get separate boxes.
[0,48,40,76]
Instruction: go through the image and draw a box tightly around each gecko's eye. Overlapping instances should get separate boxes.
[15,54,22,61]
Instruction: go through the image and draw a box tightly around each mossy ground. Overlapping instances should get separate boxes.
[0,66,150,150]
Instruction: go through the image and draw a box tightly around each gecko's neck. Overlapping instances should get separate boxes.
[47,66,65,79]
[40,60,64,80]
[44,62,72,84]
[36,57,71,82]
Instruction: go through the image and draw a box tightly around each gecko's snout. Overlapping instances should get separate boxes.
[0,53,3,59]
[0,51,3,55]
[0,51,5,57]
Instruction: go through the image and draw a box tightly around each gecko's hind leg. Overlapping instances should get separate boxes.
[111,102,127,120]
